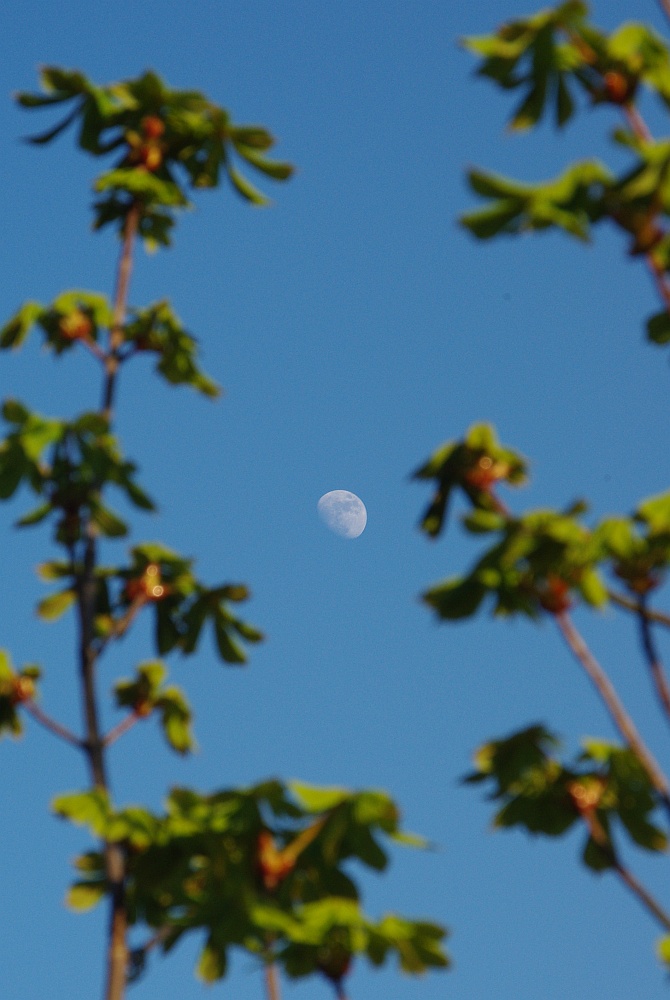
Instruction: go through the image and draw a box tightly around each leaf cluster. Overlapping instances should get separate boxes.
[463,3,670,131]
[39,541,263,665]
[417,424,670,621]
[114,661,194,754]
[17,68,293,247]
[52,780,449,986]
[1,293,219,399]
[0,650,40,738]
[0,400,154,543]
[461,3,670,344]
[464,724,668,870]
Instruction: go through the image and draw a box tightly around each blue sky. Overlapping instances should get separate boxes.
[2,1,670,997]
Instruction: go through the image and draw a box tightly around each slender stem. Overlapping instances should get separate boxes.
[637,596,670,725]
[74,527,129,1000]
[615,860,670,933]
[96,594,148,653]
[81,337,107,364]
[646,251,670,314]
[103,203,141,419]
[264,963,281,1000]
[624,104,651,143]
[658,0,670,26]
[104,711,140,748]
[608,588,670,629]
[556,611,670,821]
[620,101,670,321]
[23,699,82,748]
[581,809,670,932]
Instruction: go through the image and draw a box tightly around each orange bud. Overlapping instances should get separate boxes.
[141,115,165,140]
[10,676,35,705]
[538,575,572,614]
[256,831,296,891]
[59,309,93,342]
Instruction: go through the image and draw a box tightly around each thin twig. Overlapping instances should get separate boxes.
[658,0,670,27]
[620,99,670,325]
[616,859,670,933]
[96,595,148,654]
[104,711,140,748]
[103,202,141,419]
[624,103,652,143]
[646,251,670,314]
[81,337,107,364]
[556,611,670,821]
[581,809,670,932]
[23,699,82,748]
[637,595,670,726]
[264,963,281,1000]
[608,588,670,629]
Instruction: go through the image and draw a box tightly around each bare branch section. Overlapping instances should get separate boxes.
[264,964,282,1000]
[616,861,670,933]
[104,712,140,748]
[103,203,141,419]
[608,589,670,629]
[23,699,82,749]
[659,0,670,27]
[556,612,670,822]
[581,808,670,933]
[637,597,670,726]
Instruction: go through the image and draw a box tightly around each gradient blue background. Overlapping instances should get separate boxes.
[2,1,670,997]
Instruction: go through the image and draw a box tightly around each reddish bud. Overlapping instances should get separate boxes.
[140,115,165,140]
[10,676,35,705]
[59,309,93,342]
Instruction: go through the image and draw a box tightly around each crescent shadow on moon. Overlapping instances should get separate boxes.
[317,490,367,538]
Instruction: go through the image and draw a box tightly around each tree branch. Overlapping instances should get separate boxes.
[103,202,141,420]
[79,202,141,999]
[556,611,670,821]
[23,699,82,748]
[264,963,282,1000]
[104,711,140,748]
[608,588,670,629]
[615,859,670,933]
[658,0,670,27]
[95,594,148,654]
[620,99,670,322]
[581,808,670,933]
[637,595,670,726]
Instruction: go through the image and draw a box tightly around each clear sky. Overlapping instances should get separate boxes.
[2,1,670,998]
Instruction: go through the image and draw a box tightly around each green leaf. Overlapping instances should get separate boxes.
[227,165,271,206]
[89,503,127,537]
[52,789,110,836]
[36,588,75,621]
[657,936,670,966]
[578,568,608,607]
[2,399,31,423]
[214,618,247,664]
[16,501,52,527]
[646,311,670,344]
[582,835,614,872]
[556,73,575,127]
[0,302,43,350]
[289,783,350,813]
[234,144,294,180]
[26,104,81,145]
[197,935,227,982]
[66,882,106,911]
[423,577,487,620]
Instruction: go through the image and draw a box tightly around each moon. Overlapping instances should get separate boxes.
[317,490,367,539]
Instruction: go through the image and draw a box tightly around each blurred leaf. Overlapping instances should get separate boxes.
[36,588,75,621]
[66,882,106,911]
